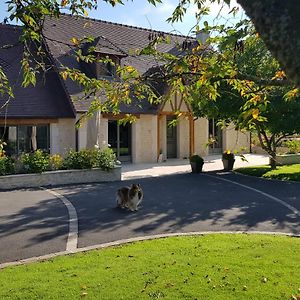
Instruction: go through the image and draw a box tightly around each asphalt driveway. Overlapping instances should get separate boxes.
[0,171,299,265]
[0,189,68,264]
[54,172,299,250]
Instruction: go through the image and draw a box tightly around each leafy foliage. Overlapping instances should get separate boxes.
[63,147,116,170]
[0,156,15,175]
[189,154,204,163]
[222,150,234,160]
[283,140,300,154]
[49,154,63,170]
[92,147,117,170]
[2,0,300,171]
[0,147,116,176]
[20,149,50,173]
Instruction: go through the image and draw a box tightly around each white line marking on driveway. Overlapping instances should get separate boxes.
[42,187,78,252]
[204,174,300,217]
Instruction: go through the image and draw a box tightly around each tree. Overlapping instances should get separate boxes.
[1,0,300,135]
[161,26,300,169]
[236,0,300,87]
[166,0,300,87]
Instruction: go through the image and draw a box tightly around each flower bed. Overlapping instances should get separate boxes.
[0,166,121,190]
[0,146,121,189]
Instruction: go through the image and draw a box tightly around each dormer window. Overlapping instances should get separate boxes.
[96,54,118,79]
[81,36,127,80]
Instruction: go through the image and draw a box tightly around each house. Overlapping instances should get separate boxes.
[0,15,250,163]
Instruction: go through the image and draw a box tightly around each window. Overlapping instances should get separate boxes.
[97,61,116,78]
[0,125,50,156]
[108,120,132,162]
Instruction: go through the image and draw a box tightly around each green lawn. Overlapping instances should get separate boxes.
[235,164,300,181]
[1,234,299,300]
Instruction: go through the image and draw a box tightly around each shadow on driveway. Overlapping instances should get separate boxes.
[0,189,68,263]
[55,172,300,248]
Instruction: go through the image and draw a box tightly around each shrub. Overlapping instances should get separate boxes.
[283,140,300,154]
[63,149,95,170]
[63,148,117,170]
[49,154,63,170]
[222,150,235,160]
[20,150,50,173]
[0,156,15,175]
[93,147,117,170]
[189,154,204,164]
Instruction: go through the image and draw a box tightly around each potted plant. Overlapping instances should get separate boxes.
[190,154,204,173]
[222,150,235,171]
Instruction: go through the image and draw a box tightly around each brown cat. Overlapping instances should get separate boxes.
[116,184,143,211]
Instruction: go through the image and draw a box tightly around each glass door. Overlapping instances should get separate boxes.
[108,120,132,162]
[166,116,177,158]
[208,119,223,154]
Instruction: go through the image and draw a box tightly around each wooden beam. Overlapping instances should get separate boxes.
[191,117,195,155]
[102,113,140,119]
[189,116,195,157]
[174,92,178,111]
[0,118,59,125]
[159,111,192,116]
[178,95,184,112]
[157,115,161,161]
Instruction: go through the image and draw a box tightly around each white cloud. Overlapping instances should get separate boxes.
[156,0,176,14]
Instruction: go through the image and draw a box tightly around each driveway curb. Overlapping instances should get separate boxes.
[1,231,299,269]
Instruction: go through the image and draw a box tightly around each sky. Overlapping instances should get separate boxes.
[0,0,244,36]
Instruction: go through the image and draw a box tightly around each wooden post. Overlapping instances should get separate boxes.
[189,115,195,157]
[157,115,161,161]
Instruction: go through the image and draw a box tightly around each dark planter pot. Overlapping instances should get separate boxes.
[222,158,235,171]
[190,161,204,173]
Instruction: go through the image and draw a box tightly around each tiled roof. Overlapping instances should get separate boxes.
[0,24,75,119]
[43,14,191,113]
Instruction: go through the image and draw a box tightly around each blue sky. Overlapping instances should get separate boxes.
[0,0,244,36]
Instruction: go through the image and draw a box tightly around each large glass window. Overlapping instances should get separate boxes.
[208,119,223,154]
[0,125,50,156]
[108,120,131,162]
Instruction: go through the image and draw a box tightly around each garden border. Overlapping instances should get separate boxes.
[0,166,121,190]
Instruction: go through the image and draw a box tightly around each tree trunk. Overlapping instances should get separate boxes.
[237,0,300,87]
[269,153,277,170]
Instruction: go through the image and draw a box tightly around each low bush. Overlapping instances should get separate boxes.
[93,147,117,170]
[49,154,63,170]
[0,147,117,176]
[222,150,235,160]
[283,140,300,154]
[20,149,50,173]
[63,147,116,170]
[63,149,96,169]
[0,156,15,175]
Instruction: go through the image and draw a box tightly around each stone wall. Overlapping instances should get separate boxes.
[132,115,157,163]
[50,119,76,156]
[194,118,209,156]
[178,116,190,158]
[0,167,121,190]
[223,124,250,153]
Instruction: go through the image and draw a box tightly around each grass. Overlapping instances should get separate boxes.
[0,234,300,300]
[235,164,300,181]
